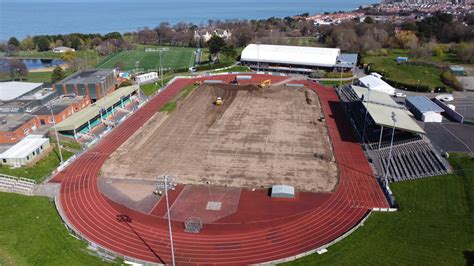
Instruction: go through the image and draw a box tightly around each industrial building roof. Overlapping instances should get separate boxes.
[358,75,396,95]
[241,44,340,67]
[56,69,114,85]
[352,86,398,107]
[0,135,49,159]
[0,114,36,132]
[0,82,43,101]
[350,86,424,134]
[335,53,358,68]
[54,85,137,131]
[406,96,444,113]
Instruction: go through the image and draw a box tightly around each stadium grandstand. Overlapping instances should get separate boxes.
[53,85,139,141]
[337,85,449,182]
[240,44,357,74]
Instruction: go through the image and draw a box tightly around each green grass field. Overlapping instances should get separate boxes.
[288,153,474,265]
[140,75,176,96]
[0,152,471,264]
[0,192,113,265]
[97,45,196,71]
[0,71,52,83]
[362,50,448,90]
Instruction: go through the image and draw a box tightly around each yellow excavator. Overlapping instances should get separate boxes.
[259,79,271,88]
[215,97,223,106]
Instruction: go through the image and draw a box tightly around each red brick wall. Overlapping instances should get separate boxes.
[0,117,41,144]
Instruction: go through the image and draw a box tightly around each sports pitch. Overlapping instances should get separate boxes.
[96,45,196,71]
[101,84,338,192]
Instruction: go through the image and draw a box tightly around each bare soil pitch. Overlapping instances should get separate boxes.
[101,84,338,192]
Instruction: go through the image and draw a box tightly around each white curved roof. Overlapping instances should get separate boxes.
[241,44,340,67]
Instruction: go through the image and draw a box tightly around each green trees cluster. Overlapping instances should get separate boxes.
[51,66,66,83]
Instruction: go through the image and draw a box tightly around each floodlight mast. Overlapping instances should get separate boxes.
[361,83,371,145]
[383,112,397,189]
[157,48,169,90]
[156,174,175,266]
[48,105,63,163]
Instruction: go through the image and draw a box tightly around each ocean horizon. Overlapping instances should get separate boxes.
[0,0,378,40]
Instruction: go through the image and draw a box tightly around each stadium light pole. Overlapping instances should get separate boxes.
[383,112,397,188]
[156,175,176,266]
[361,83,371,145]
[157,48,169,89]
[48,105,63,164]
[256,42,261,72]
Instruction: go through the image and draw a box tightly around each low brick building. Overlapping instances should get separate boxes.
[33,96,90,126]
[0,115,40,144]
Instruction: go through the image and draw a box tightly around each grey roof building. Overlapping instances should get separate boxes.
[53,69,118,100]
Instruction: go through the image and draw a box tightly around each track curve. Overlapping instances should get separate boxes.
[53,74,388,264]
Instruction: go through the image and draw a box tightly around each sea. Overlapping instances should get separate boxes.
[0,0,379,40]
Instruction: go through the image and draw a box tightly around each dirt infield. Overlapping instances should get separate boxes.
[101,84,337,192]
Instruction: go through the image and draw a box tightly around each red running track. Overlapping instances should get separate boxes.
[52,74,388,265]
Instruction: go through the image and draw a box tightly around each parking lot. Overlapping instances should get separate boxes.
[449,91,474,120]
[423,122,474,153]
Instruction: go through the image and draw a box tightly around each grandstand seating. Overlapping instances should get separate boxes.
[370,140,449,182]
[0,174,36,195]
[337,85,450,182]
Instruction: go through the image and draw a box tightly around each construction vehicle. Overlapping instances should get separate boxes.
[259,79,271,88]
[215,97,223,106]
[229,77,239,85]
[194,81,202,86]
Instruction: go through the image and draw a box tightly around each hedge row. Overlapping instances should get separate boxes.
[196,62,234,71]
[441,71,464,91]
[382,77,433,92]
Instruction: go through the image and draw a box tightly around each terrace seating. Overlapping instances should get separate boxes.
[0,175,36,195]
[370,140,449,182]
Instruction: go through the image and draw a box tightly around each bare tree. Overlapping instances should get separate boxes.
[9,58,28,81]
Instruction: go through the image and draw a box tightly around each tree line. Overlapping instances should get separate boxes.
[2,11,474,76]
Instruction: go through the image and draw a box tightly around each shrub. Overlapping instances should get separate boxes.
[382,77,431,92]
[325,71,353,79]
[309,70,326,78]
[441,71,463,91]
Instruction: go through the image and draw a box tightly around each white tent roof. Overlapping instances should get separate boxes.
[358,75,395,95]
[241,44,340,67]
[0,135,49,159]
[0,82,43,101]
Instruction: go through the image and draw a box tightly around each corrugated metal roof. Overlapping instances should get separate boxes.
[350,85,425,134]
[366,104,425,134]
[335,53,358,68]
[352,85,398,107]
[406,96,444,113]
[358,75,395,95]
[0,135,49,159]
[241,44,340,67]
[54,85,137,131]
[0,82,43,101]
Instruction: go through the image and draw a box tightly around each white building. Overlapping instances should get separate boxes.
[52,46,75,53]
[0,135,51,167]
[241,44,342,73]
[135,72,158,84]
[0,82,44,101]
[194,29,232,42]
[358,74,396,95]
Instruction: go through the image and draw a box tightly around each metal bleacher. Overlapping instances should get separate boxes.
[369,139,450,182]
[337,85,451,182]
[0,174,36,195]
